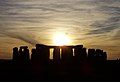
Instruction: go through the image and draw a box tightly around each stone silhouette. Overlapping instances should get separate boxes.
[13,44,107,64]
[0,44,118,82]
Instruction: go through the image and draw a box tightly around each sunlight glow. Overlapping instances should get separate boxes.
[53,32,71,46]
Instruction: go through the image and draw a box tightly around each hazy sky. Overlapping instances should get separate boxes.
[0,0,120,59]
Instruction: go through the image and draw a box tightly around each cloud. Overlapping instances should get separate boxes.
[111,29,120,40]
[0,0,120,59]
[0,28,39,45]
[87,1,120,35]
[98,6,120,15]
[88,17,120,34]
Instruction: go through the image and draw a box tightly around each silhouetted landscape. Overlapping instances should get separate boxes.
[0,44,120,82]
[0,0,120,82]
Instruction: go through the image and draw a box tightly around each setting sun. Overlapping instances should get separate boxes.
[53,33,71,46]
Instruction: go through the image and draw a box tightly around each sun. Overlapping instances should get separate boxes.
[53,32,71,46]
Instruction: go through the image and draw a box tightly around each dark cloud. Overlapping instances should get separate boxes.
[87,1,120,35]
[88,17,119,34]
[97,0,120,4]
[0,28,39,45]
[98,6,120,15]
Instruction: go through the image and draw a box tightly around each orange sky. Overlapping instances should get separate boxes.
[0,0,120,60]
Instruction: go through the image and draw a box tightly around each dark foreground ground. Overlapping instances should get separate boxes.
[0,60,120,82]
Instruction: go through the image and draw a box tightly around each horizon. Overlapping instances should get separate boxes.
[0,44,117,61]
[0,0,120,60]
